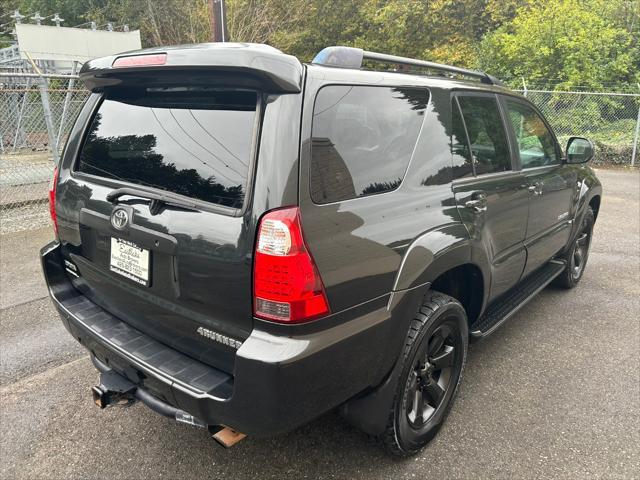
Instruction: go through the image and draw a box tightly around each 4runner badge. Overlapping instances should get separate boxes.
[197,326,243,349]
[111,208,129,230]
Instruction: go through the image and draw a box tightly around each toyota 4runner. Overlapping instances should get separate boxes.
[41,43,602,456]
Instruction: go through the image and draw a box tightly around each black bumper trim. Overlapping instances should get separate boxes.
[41,240,405,436]
[58,293,232,398]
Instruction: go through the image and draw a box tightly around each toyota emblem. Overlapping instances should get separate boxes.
[110,208,129,230]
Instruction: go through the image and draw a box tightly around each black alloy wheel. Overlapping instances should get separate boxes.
[554,206,595,289]
[405,323,459,428]
[570,226,591,281]
[382,291,468,457]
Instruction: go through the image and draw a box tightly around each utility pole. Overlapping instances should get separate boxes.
[208,0,228,42]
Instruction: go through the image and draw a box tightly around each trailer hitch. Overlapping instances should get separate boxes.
[91,366,208,429]
[92,370,137,409]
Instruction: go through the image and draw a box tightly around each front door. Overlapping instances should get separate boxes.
[501,96,576,277]
[451,93,529,301]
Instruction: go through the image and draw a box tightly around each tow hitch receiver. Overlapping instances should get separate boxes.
[91,366,209,429]
[92,370,136,409]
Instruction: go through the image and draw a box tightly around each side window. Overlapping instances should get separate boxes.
[505,100,559,168]
[310,85,428,204]
[457,96,511,175]
[451,98,474,178]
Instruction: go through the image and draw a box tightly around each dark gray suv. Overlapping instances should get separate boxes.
[41,43,602,456]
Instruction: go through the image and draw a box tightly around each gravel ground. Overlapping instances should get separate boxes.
[0,152,53,187]
[0,151,53,234]
[0,202,51,235]
[0,168,638,479]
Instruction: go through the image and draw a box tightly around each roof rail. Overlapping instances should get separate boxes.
[312,46,502,86]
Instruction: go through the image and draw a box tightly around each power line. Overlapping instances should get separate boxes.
[188,110,248,167]
[314,86,354,116]
[167,108,246,178]
[150,108,240,185]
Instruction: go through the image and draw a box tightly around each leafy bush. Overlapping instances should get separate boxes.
[592,142,637,166]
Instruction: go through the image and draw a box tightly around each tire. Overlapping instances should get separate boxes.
[553,207,595,289]
[381,291,468,457]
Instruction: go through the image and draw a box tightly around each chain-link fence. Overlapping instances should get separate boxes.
[0,72,639,234]
[518,89,640,167]
[0,73,89,233]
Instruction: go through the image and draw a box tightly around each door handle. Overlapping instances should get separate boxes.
[465,194,487,213]
[528,182,543,196]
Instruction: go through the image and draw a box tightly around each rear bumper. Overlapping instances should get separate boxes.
[41,241,399,436]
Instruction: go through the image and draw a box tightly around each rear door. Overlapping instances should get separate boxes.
[57,87,260,372]
[501,96,576,276]
[451,93,529,301]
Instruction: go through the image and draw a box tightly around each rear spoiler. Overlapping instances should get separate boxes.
[79,43,303,94]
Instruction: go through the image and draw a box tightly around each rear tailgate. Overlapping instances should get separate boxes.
[54,45,303,373]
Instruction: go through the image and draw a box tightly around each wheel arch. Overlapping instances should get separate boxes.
[568,174,602,249]
[430,263,484,327]
[340,224,489,436]
[588,194,601,221]
[392,223,489,324]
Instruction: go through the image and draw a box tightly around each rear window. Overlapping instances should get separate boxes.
[310,85,428,204]
[77,88,257,209]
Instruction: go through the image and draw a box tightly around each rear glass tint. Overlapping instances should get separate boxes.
[456,96,511,175]
[310,86,428,204]
[77,89,257,209]
[451,98,474,178]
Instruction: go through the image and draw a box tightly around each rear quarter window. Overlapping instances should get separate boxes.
[310,85,429,204]
[76,88,257,209]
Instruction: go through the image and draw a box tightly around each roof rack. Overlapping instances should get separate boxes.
[312,46,502,86]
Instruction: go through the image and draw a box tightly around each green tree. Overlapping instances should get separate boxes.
[226,0,308,47]
[268,0,369,61]
[478,0,639,89]
[2,0,637,89]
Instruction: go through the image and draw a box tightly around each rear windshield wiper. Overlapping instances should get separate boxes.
[106,187,200,213]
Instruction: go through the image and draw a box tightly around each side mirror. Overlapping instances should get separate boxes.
[566,137,595,164]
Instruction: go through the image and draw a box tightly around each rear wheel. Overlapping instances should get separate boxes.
[554,207,595,289]
[381,291,468,457]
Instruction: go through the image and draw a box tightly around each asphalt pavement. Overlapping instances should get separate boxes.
[1,168,638,479]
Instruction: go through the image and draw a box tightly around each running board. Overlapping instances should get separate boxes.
[470,260,566,339]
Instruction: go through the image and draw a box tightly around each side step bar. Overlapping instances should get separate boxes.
[470,260,566,339]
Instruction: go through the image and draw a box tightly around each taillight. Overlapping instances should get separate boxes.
[253,207,330,323]
[48,166,59,237]
[112,53,167,68]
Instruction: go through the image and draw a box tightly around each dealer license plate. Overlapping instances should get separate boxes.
[110,237,150,286]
